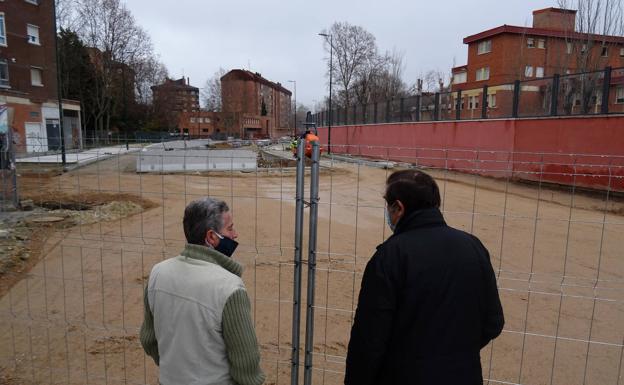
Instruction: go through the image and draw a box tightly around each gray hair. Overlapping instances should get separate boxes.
[183,198,229,245]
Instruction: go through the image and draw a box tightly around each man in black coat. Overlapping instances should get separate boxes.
[345,170,504,385]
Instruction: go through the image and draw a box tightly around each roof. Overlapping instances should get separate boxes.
[151,78,199,91]
[464,25,624,45]
[221,69,292,96]
[452,65,468,72]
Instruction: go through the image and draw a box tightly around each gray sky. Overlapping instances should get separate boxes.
[125,0,555,108]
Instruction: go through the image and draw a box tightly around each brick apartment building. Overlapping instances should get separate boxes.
[451,7,624,119]
[151,77,204,134]
[168,69,294,139]
[0,0,82,153]
[221,69,292,139]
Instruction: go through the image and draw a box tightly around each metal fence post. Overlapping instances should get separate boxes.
[455,90,462,121]
[290,140,306,385]
[512,80,521,118]
[481,85,488,119]
[353,105,357,125]
[400,98,405,122]
[386,100,391,123]
[6,125,18,208]
[415,95,421,122]
[374,102,378,124]
[601,66,612,115]
[303,141,320,385]
[434,93,440,121]
[551,74,560,116]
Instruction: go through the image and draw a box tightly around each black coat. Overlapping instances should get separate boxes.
[345,208,504,385]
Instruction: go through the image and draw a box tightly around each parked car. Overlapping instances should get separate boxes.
[255,139,271,147]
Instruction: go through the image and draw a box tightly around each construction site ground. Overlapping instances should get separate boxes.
[0,148,623,385]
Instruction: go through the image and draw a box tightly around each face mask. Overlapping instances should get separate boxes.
[384,206,396,232]
[214,232,239,257]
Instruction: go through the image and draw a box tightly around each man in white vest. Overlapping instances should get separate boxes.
[140,198,265,385]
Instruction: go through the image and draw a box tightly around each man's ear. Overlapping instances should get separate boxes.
[205,229,220,248]
[394,200,406,217]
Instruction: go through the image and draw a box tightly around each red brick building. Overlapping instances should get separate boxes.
[0,0,82,153]
[151,77,199,113]
[178,110,219,137]
[451,7,624,118]
[150,77,198,132]
[221,69,291,138]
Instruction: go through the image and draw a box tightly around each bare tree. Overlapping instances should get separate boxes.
[321,22,378,109]
[352,53,388,106]
[75,0,155,139]
[55,0,81,31]
[420,69,449,93]
[555,0,624,113]
[134,56,168,105]
[201,68,227,112]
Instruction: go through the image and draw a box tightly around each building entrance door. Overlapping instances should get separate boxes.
[25,123,47,153]
[45,119,60,151]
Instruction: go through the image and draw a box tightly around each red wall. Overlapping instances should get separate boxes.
[317,115,624,191]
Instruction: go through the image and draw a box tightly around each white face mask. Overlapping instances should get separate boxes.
[384,205,396,232]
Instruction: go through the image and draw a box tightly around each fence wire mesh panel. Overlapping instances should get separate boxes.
[2,138,624,385]
[0,139,300,385]
[303,144,624,385]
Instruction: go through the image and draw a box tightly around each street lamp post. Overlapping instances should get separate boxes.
[318,33,332,154]
[288,80,296,137]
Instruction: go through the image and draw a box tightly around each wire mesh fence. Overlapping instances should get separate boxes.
[313,66,624,125]
[1,138,623,385]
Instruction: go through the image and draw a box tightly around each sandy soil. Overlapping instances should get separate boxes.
[1,152,623,385]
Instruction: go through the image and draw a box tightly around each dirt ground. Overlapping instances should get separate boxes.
[1,151,623,385]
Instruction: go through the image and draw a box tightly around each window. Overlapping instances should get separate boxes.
[453,71,467,84]
[476,67,489,81]
[536,67,545,78]
[581,43,587,53]
[617,87,624,104]
[468,96,479,110]
[453,97,463,110]
[567,42,573,54]
[30,67,42,86]
[621,48,624,57]
[601,46,608,57]
[487,94,497,108]
[25,0,40,4]
[477,40,492,54]
[0,13,6,46]
[527,38,535,48]
[27,24,40,45]
[0,59,9,87]
[537,39,546,49]
[190,117,196,123]
[525,65,534,77]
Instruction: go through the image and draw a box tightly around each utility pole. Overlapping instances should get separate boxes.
[52,0,66,166]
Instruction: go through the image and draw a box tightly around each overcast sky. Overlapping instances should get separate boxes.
[125,0,556,108]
